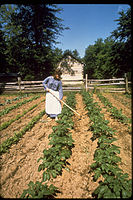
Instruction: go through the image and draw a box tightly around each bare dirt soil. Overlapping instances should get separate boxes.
[93,93,132,179]
[103,93,132,119]
[49,93,99,198]
[0,96,45,144]
[0,92,132,198]
[0,95,32,112]
[0,110,57,198]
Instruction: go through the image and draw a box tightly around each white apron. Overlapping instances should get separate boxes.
[45,89,62,115]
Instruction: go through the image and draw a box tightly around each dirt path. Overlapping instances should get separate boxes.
[93,93,132,179]
[0,95,43,124]
[111,93,131,110]
[0,96,68,198]
[0,95,32,112]
[49,93,98,198]
[103,93,132,119]
[0,114,57,198]
[0,96,45,144]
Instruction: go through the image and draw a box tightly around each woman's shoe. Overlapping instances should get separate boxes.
[55,116,58,121]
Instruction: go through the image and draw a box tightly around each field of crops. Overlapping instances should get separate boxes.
[0,91,132,198]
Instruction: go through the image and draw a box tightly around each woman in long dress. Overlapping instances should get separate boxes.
[42,69,63,121]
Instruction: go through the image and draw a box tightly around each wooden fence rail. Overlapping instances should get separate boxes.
[0,74,131,93]
[85,73,131,93]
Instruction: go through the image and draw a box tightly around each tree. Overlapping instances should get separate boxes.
[72,49,80,60]
[110,8,131,77]
[84,38,105,78]
[0,29,8,73]
[84,8,131,79]
[0,4,67,80]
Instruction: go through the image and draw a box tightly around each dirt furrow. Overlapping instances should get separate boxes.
[103,93,132,119]
[0,95,44,124]
[0,97,45,144]
[0,115,57,198]
[111,93,131,110]
[0,95,32,112]
[49,93,98,198]
[0,96,67,198]
[93,93,132,179]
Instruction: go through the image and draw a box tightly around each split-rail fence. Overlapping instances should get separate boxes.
[0,73,131,94]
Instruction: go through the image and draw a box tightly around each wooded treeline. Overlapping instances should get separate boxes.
[84,7,131,79]
[0,4,131,80]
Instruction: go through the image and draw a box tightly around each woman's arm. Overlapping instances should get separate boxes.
[59,81,63,100]
[42,76,51,90]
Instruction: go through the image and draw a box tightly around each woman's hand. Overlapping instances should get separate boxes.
[46,88,50,92]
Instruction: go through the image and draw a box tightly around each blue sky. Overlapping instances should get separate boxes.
[56,4,131,58]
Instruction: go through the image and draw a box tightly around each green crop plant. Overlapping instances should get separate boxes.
[82,90,132,198]
[38,92,76,182]
[0,109,45,155]
[21,181,59,198]
[97,93,131,124]
[0,95,40,117]
[21,92,76,198]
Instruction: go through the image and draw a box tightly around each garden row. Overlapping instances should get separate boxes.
[96,92,131,125]
[21,92,76,198]
[111,93,131,109]
[0,95,45,155]
[82,90,132,198]
[0,99,44,131]
[0,95,40,117]
[0,93,30,106]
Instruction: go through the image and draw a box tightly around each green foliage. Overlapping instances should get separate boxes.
[0,109,45,155]
[97,93,131,124]
[0,95,40,117]
[0,99,44,131]
[21,181,58,198]
[38,92,76,182]
[0,4,67,79]
[110,8,131,77]
[0,93,29,106]
[20,92,76,198]
[84,8,131,78]
[82,90,132,198]
[84,38,116,78]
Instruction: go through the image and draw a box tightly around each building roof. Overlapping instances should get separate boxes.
[59,53,84,65]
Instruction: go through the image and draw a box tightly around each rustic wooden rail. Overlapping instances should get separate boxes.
[0,73,131,93]
[85,73,131,93]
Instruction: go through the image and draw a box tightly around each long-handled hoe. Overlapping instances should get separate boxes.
[48,90,80,117]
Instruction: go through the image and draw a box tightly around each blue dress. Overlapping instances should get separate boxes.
[42,76,63,118]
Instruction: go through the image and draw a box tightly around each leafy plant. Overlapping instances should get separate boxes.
[21,92,76,198]
[82,90,132,198]
[0,109,45,155]
[21,181,59,198]
[97,93,131,124]
[37,92,76,182]
[0,95,40,117]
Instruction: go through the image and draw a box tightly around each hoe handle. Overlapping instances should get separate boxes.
[49,90,80,116]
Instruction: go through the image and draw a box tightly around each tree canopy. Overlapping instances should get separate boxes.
[0,5,131,80]
[83,7,131,79]
[0,4,67,80]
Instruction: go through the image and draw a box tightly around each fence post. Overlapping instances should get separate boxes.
[124,73,129,93]
[85,74,88,92]
[17,76,21,92]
